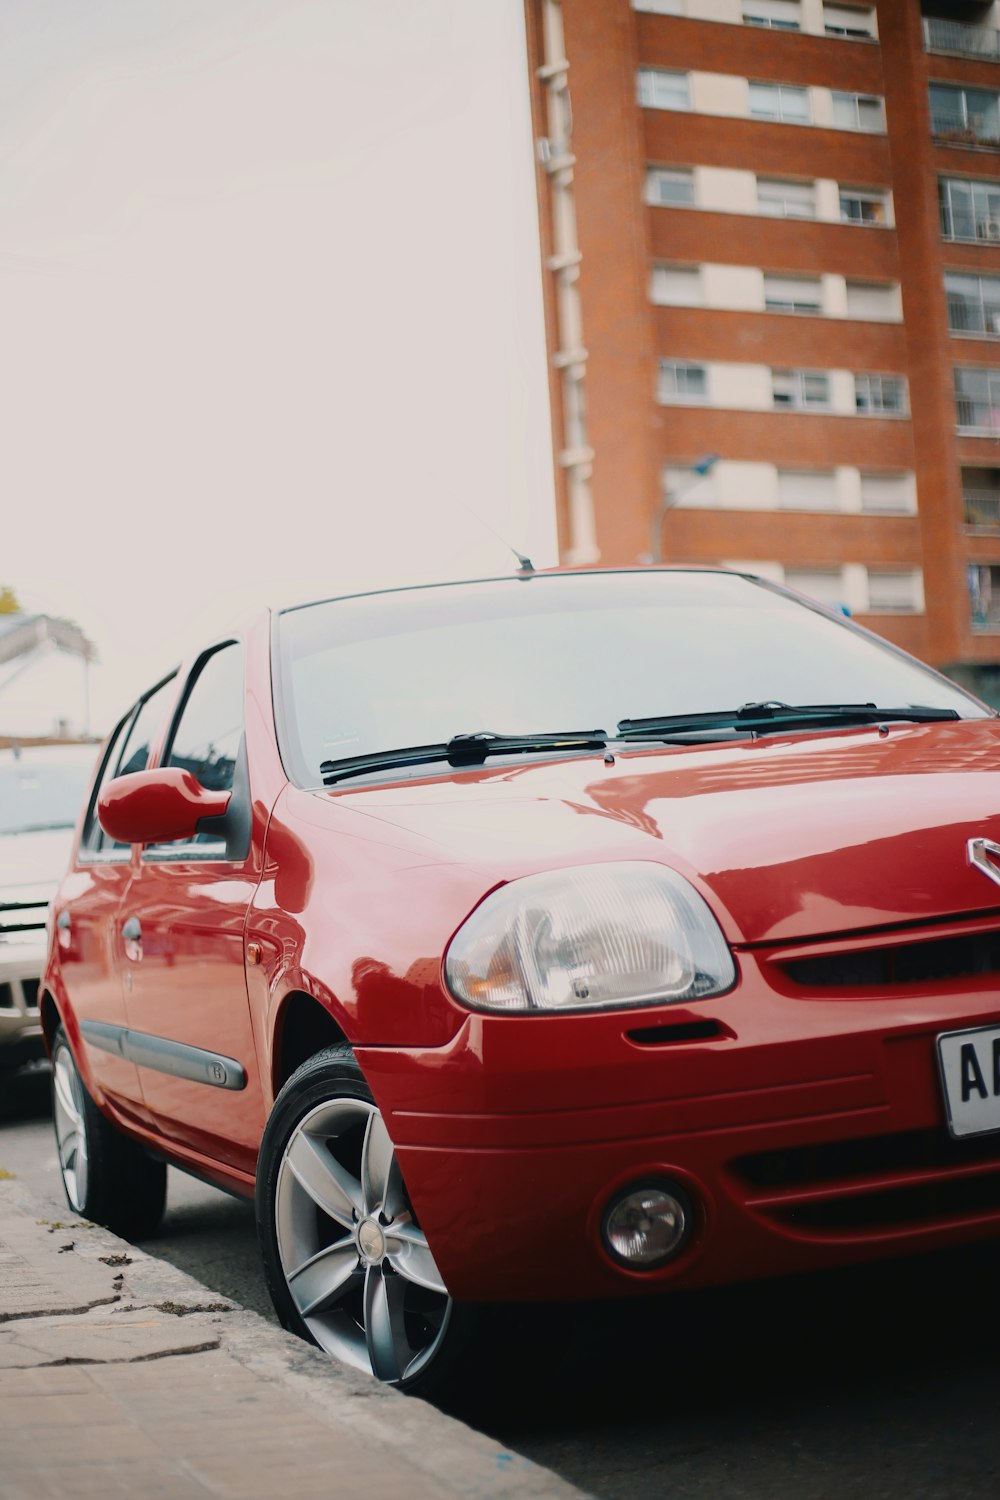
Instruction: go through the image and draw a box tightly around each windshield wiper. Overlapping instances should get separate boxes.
[320,730,608,785]
[616,702,962,739]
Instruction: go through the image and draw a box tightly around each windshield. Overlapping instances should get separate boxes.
[274,571,989,786]
[0,750,97,836]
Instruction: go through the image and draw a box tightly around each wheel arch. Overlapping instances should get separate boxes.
[271,990,351,1097]
[40,990,61,1056]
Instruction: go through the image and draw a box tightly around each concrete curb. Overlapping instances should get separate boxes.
[0,1176,590,1499]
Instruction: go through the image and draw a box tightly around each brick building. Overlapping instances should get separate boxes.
[524,0,1000,699]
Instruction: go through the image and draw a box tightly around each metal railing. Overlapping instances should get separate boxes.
[931,104,1000,147]
[957,397,1000,430]
[963,489,1000,529]
[971,572,1000,630]
[948,296,1000,335]
[940,203,1000,241]
[924,18,1000,60]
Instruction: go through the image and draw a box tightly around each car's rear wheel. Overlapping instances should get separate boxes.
[51,1025,167,1238]
[256,1044,470,1394]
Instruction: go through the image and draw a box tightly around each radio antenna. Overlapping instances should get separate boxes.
[454,500,535,575]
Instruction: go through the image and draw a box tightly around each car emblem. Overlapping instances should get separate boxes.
[968,837,1000,889]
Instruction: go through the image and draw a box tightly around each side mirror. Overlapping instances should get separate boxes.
[97,768,231,846]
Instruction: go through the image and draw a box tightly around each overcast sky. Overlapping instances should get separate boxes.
[2,0,556,735]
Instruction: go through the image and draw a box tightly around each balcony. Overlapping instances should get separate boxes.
[969,564,1000,631]
[957,397,1000,430]
[941,203,1000,240]
[924,18,1000,61]
[931,104,1000,147]
[964,488,1000,529]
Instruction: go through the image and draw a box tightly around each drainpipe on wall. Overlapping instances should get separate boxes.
[537,0,599,565]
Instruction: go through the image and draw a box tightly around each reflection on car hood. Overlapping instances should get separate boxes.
[326,719,1000,944]
[0,827,75,907]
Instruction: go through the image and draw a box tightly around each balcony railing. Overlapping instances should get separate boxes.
[924,18,1000,60]
[941,203,1000,240]
[963,489,1000,528]
[931,105,1000,147]
[956,397,1000,429]
[948,297,1000,335]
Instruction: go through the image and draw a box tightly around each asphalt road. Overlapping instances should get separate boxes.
[3,1063,999,1500]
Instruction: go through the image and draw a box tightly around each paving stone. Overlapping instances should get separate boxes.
[0,1178,590,1500]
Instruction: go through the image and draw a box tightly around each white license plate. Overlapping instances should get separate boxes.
[938,1024,1000,1138]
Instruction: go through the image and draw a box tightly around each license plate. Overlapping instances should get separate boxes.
[937,1024,1000,1139]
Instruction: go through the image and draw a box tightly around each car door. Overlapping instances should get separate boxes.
[63,675,178,1121]
[117,641,266,1175]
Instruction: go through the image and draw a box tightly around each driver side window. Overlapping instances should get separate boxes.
[80,675,178,857]
[145,643,244,859]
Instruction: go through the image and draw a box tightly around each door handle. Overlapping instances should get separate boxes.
[122,916,143,962]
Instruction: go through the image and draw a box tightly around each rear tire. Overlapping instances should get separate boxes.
[51,1025,167,1239]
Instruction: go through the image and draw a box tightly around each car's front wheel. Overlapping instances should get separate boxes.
[256,1045,468,1394]
[51,1024,167,1238]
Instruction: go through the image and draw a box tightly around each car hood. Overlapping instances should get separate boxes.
[326,719,1000,945]
[0,827,75,908]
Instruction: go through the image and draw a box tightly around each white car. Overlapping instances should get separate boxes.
[0,744,96,1073]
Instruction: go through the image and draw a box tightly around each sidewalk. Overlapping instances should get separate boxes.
[0,1176,589,1500]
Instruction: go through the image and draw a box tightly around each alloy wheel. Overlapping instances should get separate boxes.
[53,1041,89,1213]
[274,1096,451,1384]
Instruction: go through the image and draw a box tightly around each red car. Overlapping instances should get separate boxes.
[42,567,1000,1392]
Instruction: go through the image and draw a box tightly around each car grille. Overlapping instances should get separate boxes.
[774,926,1000,990]
[730,1127,1000,1238]
[0,896,48,937]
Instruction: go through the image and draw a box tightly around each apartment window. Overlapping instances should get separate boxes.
[946,272,1000,335]
[939,177,1000,240]
[840,186,890,225]
[777,471,838,510]
[963,469,1000,530]
[749,83,811,124]
[867,572,921,613]
[845,281,900,320]
[633,0,684,12]
[658,360,707,402]
[955,366,1000,430]
[824,4,876,39]
[831,92,885,132]
[651,265,702,306]
[784,569,846,607]
[764,275,822,313]
[970,565,1000,631]
[744,0,800,29]
[757,177,816,218]
[929,84,1000,145]
[638,69,690,111]
[646,167,695,207]
[855,374,906,414]
[772,369,830,408]
[860,473,915,514]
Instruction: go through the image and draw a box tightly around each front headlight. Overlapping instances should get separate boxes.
[444,861,735,1014]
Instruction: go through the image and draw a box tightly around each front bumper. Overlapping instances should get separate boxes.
[356,938,1000,1303]
[0,936,46,1061]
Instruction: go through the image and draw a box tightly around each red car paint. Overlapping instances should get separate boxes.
[42,570,1000,1303]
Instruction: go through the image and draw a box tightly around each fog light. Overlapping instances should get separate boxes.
[602,1182,692,1269]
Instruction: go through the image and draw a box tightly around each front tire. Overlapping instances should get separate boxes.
[256,1044,469,1394]
[51,1025,167,1238]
